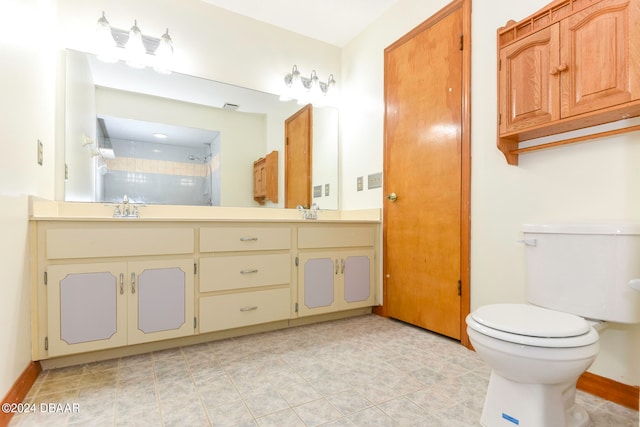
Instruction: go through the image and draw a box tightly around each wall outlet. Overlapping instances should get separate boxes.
[324,183,330,196]
[357,176,363,191]
[37,140,43,166]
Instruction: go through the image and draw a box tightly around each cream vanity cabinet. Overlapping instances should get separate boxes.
[296,225,376,317]
[35,224,195,358]
[198,225,292,332]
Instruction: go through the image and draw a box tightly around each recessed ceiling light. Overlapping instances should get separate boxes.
[153,133,168,139]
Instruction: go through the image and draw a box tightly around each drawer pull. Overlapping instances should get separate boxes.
[240,269,258,274]
[119,273,124,295]
[240,237,258,242]
[131,272,136,294]
[240,306,258,312]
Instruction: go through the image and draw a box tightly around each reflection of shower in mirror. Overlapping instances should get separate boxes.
[187,153,212,163]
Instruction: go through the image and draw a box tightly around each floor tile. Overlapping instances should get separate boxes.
[8,315,639,427]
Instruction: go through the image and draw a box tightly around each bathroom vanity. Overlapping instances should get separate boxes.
[29,199,380,365]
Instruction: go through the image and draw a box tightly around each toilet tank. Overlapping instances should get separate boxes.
[523,224,640,323]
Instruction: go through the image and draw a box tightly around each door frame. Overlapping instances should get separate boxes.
[377,0,472,348]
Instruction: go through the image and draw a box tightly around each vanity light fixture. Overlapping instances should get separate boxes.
[279,65,337,106]
[95,12,174,74]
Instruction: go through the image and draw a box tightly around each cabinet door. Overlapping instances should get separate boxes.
[127,259,194,345]
[298,252,339,316]
[560,0,640,117]
[47,263,128,357]
[253,159,266,201]
[499,24,560,134]
[342,250,375,309]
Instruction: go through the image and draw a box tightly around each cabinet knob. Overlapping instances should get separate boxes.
[550,63,568,75]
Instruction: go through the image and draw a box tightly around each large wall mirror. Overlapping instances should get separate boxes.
[63,50,339,209]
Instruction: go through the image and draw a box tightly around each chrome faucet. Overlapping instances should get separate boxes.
[113,195,140,218]
[297,203,319,220]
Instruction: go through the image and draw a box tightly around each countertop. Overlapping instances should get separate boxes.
[29,198,381,223]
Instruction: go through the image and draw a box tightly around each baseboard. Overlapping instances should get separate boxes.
[0,361,42,427]
[577,371,639,411]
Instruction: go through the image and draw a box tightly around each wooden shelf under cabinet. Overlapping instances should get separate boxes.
[497,0,640,165]
[253,150,278,204]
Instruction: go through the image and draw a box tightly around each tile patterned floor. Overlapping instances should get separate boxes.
[9,314,639,426]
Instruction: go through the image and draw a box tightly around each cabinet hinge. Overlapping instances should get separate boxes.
[295,302,299,313]
[194,263,197,275]
[459,33,464,51]
[295,256,299,267]
[458,279,462,296]
[44,271,47,285]
[498,113,502,125]
[194,317,197,329]
[44,337,48,351]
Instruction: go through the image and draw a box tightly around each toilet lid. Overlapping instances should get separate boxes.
[471,304,591,338]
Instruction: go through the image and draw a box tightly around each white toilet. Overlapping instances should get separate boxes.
[466,224,640,427]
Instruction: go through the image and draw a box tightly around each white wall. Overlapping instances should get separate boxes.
[56,0,341,100]
[340,0,640,386]
[0,0,58,400]
[64,50,97,201]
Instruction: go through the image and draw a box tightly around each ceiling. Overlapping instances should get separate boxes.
[200,0,399,47]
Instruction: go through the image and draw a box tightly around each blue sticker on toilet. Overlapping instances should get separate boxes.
[502,413,520,425]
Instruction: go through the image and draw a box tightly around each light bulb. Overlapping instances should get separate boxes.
[96,12,117,63]
[125,20,146,69]
[153,28,173,74]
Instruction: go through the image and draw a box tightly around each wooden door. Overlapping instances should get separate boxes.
[383,0,470,341]
[560,0,640,118]
[285,104,312,208]
[499,24,560,134]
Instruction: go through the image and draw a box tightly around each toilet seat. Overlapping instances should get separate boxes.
[468,304,599,348]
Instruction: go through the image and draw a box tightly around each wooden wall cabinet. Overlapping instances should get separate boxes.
[253,150,278,204]
[497,0,640,164]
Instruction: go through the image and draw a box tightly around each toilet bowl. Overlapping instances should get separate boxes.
[467,304,599,427]
[468,223,640,427]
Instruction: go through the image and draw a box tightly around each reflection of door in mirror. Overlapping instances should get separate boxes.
[285,104,312,208]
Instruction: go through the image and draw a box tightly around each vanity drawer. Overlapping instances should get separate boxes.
[199,254,291,292]
[298,226,375,249]
[199,287,290,332]
[200,227,290,252]
[46,228,194,259]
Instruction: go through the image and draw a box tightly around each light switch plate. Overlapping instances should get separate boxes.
[37,140,43,166]
[357,176,363,191]
[368,172,382,189]
[313,185,322,198]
